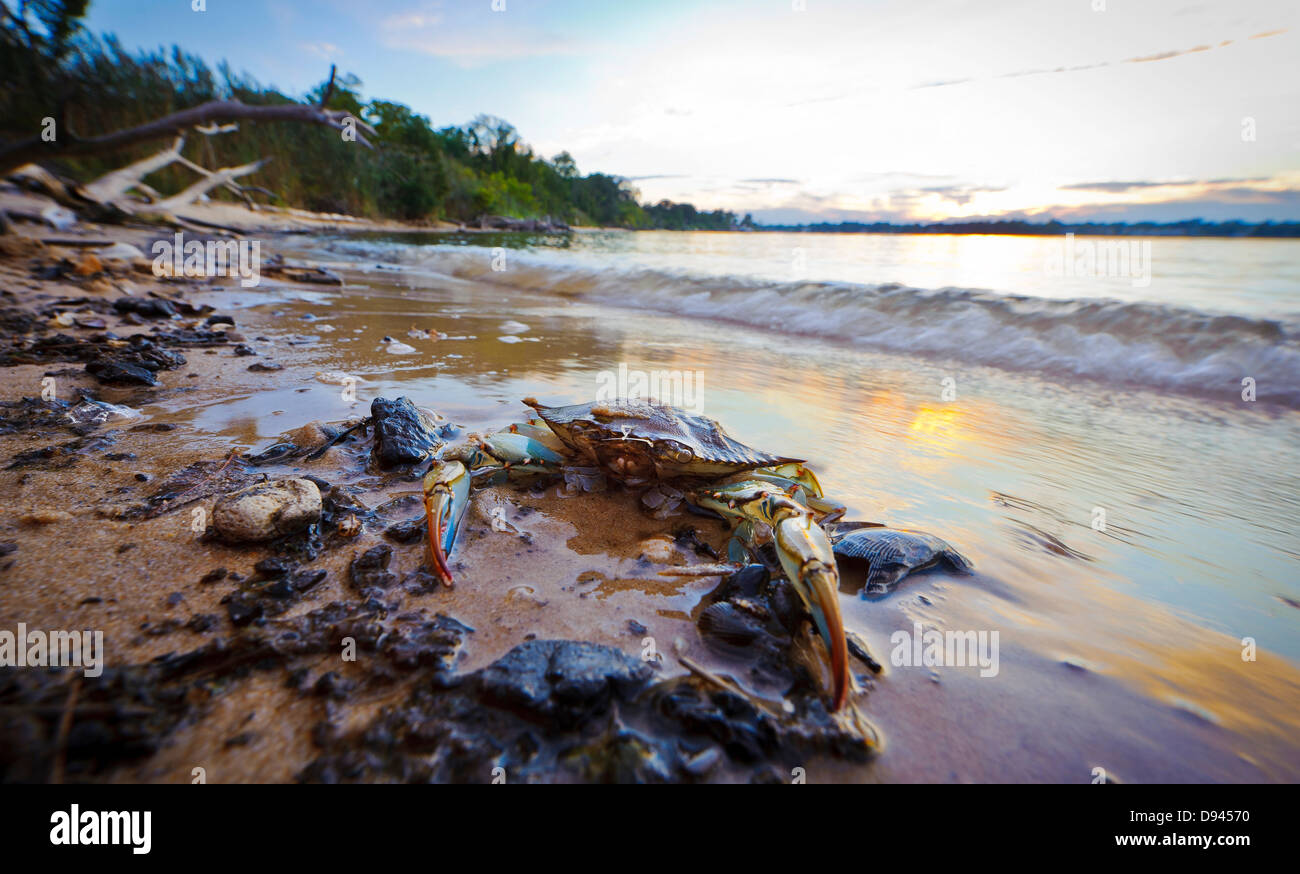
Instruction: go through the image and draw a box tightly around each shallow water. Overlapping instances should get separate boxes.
[152,230,1300,781]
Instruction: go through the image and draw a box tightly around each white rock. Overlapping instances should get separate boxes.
[96,242,147,264]
[212,478,321,542]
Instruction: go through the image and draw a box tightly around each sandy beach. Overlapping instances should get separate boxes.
[2,186,1297,784]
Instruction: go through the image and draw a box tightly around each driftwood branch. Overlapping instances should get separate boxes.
[80,135,185,203]
[173,154,262,209]
[152,158,268,212]
[0,98,375,175]
[194,122,239,136]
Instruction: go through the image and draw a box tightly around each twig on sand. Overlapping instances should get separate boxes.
[50,669,82,785]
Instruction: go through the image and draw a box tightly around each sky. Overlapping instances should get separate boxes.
[79,0,1300,224]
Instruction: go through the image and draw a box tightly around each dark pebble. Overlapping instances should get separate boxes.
[187,614,218,632]
[86,360,158,386]
[350,544,396,590]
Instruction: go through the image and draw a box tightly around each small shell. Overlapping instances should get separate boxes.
[638,536,676,563]
[698,602,765,649]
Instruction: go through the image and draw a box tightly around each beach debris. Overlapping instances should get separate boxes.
[370,396,444,468]
[79,335,188,387]
[7,434,116,470]
[73,253,103,276]
[301,634,874,784]
[479,639,652,727]
[244,442,297,465]
[383,517,426,543]
[349,544,396,590]
[95,242,147,267]
[261,259,344,286]
[637,535,677,563]
[845,631,883,673]
[65,399,141,430]
[693,564,818,694]
[474,215,570,233]
[499,320,530,334]
[0,397,81,436]
[112,297,177,319]
[406,326,447,341]
[41,204,76,231]
[212,477,322,542]
[85,359,158,386]
[832,527,972,594]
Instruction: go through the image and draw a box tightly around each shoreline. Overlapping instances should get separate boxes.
[0,210,879,783]
[2,205,1297,785]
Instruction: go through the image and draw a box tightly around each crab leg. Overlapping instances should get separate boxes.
[751,463,847,523]
[421,428,566,585]
[692,480,850,711]
[422,459,470,586]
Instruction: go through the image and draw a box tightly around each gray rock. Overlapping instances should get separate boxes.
[479,639,652,726]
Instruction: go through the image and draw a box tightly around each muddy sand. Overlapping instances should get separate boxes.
[0,216,875,784]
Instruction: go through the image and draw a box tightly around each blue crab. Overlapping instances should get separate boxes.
[420,397,853,711]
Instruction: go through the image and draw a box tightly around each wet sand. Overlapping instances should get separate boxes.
[1,221,1297,783]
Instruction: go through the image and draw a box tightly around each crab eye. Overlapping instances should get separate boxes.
[655,440,693,464]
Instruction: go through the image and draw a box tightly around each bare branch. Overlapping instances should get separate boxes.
[320,64,337,108]
[194,122,239,136]
[152,158,269,212]
[80,135,185,203]
[175,153,279,210]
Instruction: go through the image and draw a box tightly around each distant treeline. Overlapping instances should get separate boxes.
[3,5,1292,236]
[0,2,742,229]
[756,219,1300,238]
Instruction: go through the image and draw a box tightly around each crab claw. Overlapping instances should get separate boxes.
[693,480,851,711]
[774,516,849,711]
[423,459,469,586]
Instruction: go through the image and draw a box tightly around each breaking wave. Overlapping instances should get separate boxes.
[322,239,1300,409]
